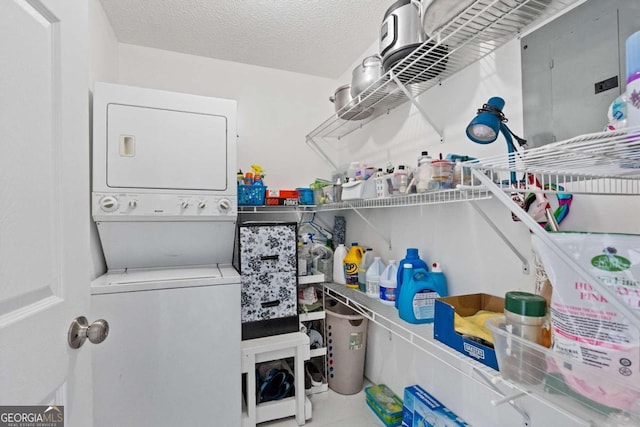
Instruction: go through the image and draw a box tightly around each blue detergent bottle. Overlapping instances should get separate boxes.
[398,264,448,324]
[395,248,429,308]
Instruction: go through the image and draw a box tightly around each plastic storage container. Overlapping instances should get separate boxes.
[365,384,403,427]
[297,187,315,205]
[325,297,369,395]
[238,185,267,205]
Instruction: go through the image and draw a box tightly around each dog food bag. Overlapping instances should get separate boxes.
[532,232,640,411]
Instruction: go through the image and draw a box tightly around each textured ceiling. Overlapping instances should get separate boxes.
[99,0,393,79]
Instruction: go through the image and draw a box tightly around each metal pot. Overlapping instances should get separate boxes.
[380,0,448,83]
[380,0,425,71]
[350,54,383,98]
[329,84,373,121]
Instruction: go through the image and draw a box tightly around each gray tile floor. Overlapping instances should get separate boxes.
[260,381,385,427]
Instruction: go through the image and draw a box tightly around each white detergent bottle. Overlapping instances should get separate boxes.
[365,257,386,299]
[379,260,398,305]
[333,244,348,285]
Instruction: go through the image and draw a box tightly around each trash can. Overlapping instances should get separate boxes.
[325,297,368,395]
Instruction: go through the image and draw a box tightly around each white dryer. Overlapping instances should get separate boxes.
[90,83,241,427]
[92,82,238,269]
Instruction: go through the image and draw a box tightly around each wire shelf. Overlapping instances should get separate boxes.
[316,188,491,211]
[307,0,579,141]
[464,127,640,195]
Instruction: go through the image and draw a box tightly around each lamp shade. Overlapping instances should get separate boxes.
[466,97,505,144]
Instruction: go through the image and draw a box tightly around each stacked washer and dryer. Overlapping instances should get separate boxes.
[90,83,241,427]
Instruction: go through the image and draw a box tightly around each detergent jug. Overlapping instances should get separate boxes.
[344,243,364,289]
[396,248,428,308]
[379,260,398,305]
[357,248,374,292]
[398,264,448,324]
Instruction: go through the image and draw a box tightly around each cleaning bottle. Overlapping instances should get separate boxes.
[396,248,429,308]
[379,260,398,305]
[357,248,374,292]
[365,257,386,299]
[333,244,348,285]
[416,151,432,193]
[398,265,448,324]
[343,243,364,289]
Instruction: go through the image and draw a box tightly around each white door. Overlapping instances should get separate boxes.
[0,0,91,425]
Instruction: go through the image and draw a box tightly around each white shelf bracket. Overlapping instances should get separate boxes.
[469,200,530,274]
[306,135,338,170]
[474,369,531,426]
[389,71,443,143]
[345,203,392,250]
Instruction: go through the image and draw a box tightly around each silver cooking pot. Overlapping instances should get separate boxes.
[380,0,448,83]
[350,54,383,98]
[329,84,373,121]
[380,0,425,71]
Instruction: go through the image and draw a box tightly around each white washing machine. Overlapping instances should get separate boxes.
[90,83,241,426]
[91,266,240,427]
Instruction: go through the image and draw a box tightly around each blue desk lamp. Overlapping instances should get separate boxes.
[465,97,527,184]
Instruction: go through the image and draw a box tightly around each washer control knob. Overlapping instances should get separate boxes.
[218,198,232,212]
[99,196,119,212]
[181,200,190,209]
[198,201,206,209]
[129,200,138,209]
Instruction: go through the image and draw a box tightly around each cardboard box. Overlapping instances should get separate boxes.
[402,385,469,427]
[265,197,299,206]
[433,293,504,370]
[267,189,298,198]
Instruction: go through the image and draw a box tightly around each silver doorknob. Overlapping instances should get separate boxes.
[68,316,109,349]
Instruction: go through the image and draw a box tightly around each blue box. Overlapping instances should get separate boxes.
[402,385,469,427]
[433,294,504,370]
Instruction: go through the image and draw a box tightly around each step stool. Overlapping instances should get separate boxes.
[241,332,312,426]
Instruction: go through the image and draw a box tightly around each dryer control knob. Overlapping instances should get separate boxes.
[198,201,206,209]
[100,196,119,212]
[181,200,190,209]
[218,199,232,212]
[129,200,138,209]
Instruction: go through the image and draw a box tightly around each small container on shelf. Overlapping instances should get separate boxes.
[238,185,267,206]
[297,187,315,205]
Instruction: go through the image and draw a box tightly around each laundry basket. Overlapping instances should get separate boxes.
[325,297,368,395]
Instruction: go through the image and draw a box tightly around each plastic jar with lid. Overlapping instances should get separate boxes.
[502,291,548,384]
[392,165,408,194]
[504,291,547,344]
[416,151,432,193]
